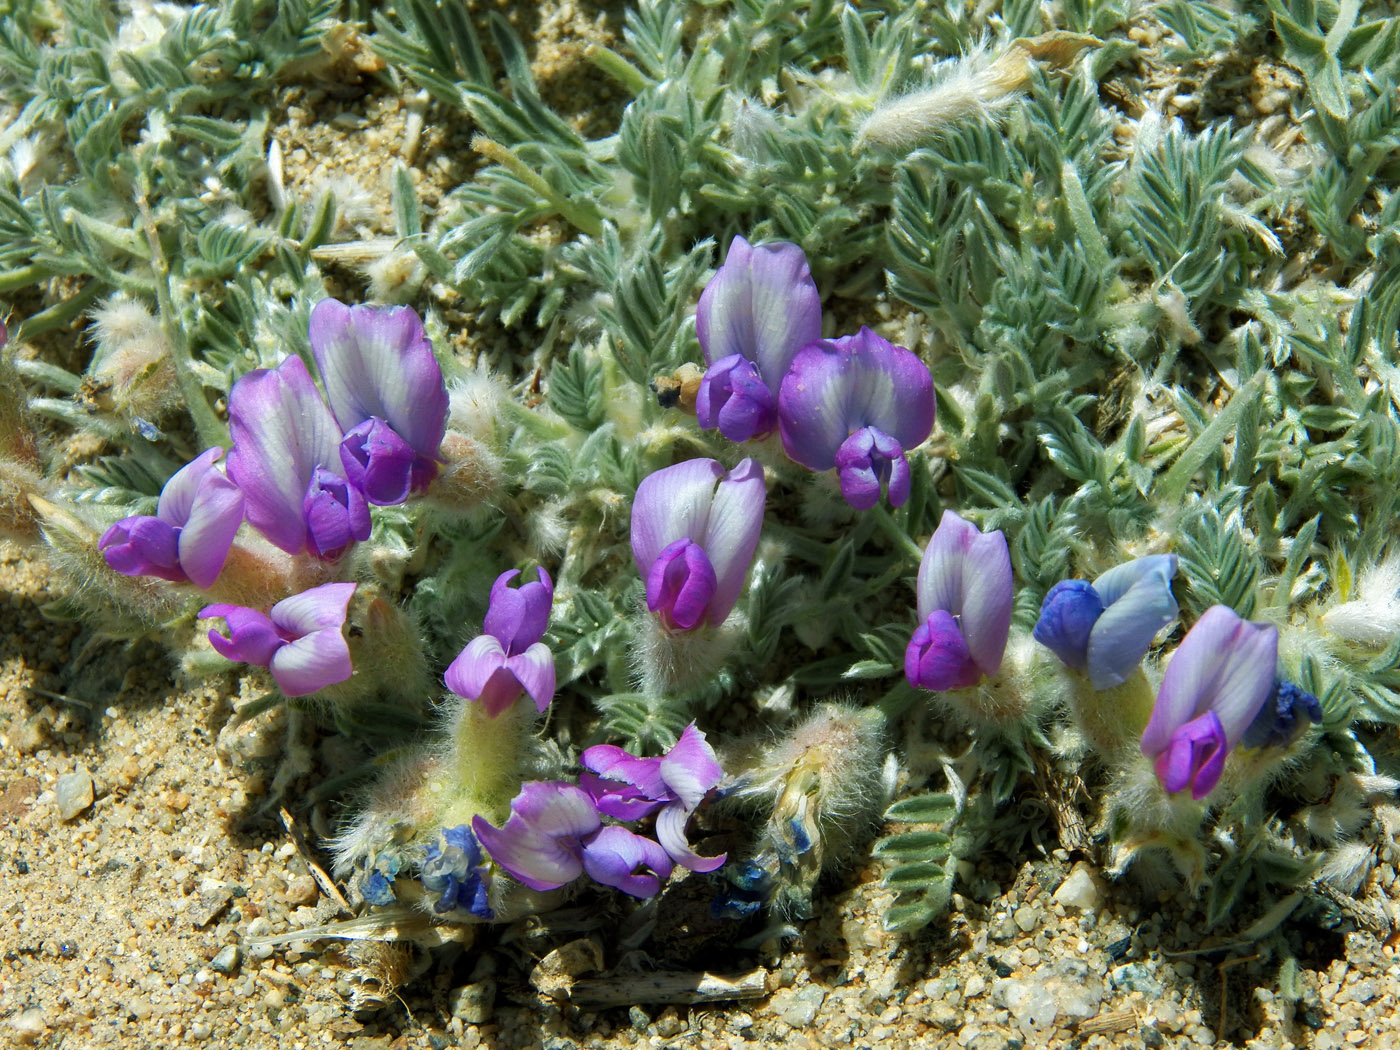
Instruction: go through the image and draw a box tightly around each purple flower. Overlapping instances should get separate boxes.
[226,355,369,559]
[777,328,935,509]
[309,299,448,502]
[200,581,356,697]
[905,511,1013,691]
[580,723,727,873]
[472,782,674,898]
[1140,605,1279,800]
[630,458,765,631]
[99,447,244,588]
[444,568,555,716]
[695,237,822,442]
[420,825,493,919]
[1034,555,1179,689]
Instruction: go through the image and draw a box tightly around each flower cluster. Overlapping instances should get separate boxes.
[696,237,935,511]
[98,299,449,697]
[473,724,725,898]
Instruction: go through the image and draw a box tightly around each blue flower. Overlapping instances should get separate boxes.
[420,825,494,919]
[1241,680,1322,750]
[1034,555,1179,690]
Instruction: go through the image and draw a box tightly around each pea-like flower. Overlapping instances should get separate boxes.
[777,328,935,509]
[200,581,357,697]
[1033,555,1180,689]
[419,825,493,919]
[309,299,448,504]
[695,236,823,443]
[581,723,727,873]
[631,458,766,632]
[1140,605,1278,800]
[472,782,674,898]
[905,510,1013,691]
[226,356,370,560]
[444,568,556,717]
[1241,680,1322,751]
[99,447,244,588]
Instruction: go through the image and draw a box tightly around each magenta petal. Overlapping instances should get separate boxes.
[227,356,344,555]
[302,467,372,560]
[339,417,418,505]
[200,604,284,668]
[177,470,245,589]
[696,354,778,442]
[99,516,185,582]
[511,781,603,838]
[580,745,669,800]
[156,447,225,525]
[647,539,718,632]
[1154,710,1228,800]
[696,236,822,390]
[655,803,726,873]
[905,609,982,691]
[483,568,553,654]
[658,723,722,810]
[834,426,909,510]
[580,825,674,898]
[308,299,448,459]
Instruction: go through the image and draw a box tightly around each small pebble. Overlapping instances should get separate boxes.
[1014,906,1038,933]
[211,945,242,975]
[1053,867,1099,911]
[449,980,496,1024]
[55,769,94,821]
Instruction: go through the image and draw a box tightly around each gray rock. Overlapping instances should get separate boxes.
[55,770,94,821]
[211,945,242,975]
[450,979,496,1024]
[189,888,233,928]
[1109,962,1164,998]
[772,984,825,1028]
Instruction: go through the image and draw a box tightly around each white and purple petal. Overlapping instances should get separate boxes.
[200,603,285,668]
[269,623,353,696]
[580,825,673,898]
[226,356,344,555]
[655,802,727,873]
[696,236,822,390]
[629,458,727,574]
[657,723,723,810]
[176,469,245,589]
[99,516,184,582]
[505,642,555,714]
[308,299,448,459]
[155,447,226,525]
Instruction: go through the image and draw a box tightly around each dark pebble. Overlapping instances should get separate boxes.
[14,858,28,875]
[987,956,1013,978]
[1300,1007,1324,1030]
[1140,1027,1165,1048]
[1107,935,1132,961]
[428,1036,448,1050]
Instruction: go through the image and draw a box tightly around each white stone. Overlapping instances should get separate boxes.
[55,769,94,821]
[1053,867,1100,911]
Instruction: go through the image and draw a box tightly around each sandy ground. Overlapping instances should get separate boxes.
[0,533,1397,1049]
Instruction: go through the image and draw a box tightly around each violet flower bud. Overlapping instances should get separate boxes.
[1140,605,1278,800]
[905,511,1013,691]
[339,417,419,506]
[309,299,448,497]
[1034,555,1179,689]
[444,568,556,716]
[631,458,765,632]
[99,447,245,588]
[580,723,727,873]
[472,782,673,898]
[777,328,935,509]
[226,355,364,559]
[200,581,356,696]
[302,466,372,561]
[695,237,822,443]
